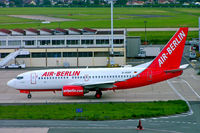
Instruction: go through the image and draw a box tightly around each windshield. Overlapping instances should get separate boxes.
[16,76,23,80]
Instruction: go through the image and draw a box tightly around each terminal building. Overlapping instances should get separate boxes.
[0,28,140,67]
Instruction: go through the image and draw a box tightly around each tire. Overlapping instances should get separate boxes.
[27,94,32,99]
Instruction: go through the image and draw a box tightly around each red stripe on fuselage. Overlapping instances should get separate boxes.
[113,69,182,90]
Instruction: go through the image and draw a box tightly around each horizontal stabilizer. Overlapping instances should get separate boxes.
[164,64,189,73]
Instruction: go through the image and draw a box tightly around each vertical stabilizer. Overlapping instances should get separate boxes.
[148,27,188,70]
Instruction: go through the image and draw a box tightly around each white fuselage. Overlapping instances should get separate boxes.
[7,62,151,90]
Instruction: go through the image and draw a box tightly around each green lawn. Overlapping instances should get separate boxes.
[0,7,199,29]
[128,31,199,44]
[0,100,188,120]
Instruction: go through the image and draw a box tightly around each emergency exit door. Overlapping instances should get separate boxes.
[147,70,152,81]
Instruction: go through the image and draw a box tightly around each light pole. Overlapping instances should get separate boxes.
[144,21,147,45]
[106,0,117,66]
[199,17,200,53]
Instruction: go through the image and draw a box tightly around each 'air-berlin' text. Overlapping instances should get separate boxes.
[42,71,80,77]
[158,30,185,67]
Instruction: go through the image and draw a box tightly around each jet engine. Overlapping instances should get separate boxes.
[62,86,84,96]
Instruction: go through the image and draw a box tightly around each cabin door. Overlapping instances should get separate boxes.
[31,73,36,84]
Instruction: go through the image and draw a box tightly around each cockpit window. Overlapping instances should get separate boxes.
[16,76,23,80]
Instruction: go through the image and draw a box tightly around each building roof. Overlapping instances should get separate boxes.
[97,30,124,35]
[55,28,67,33]
[12,29,25,34]
[40,28,53,33]
[0,29,11,34]
[26,28,39,34]
[83,27,97,33]
[68,28,82,33]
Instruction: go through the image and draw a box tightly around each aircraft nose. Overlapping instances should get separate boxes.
[7,79,16,88]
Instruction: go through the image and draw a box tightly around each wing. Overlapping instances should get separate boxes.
[69,80,125,89]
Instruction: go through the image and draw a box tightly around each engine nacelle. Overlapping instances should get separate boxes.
[62,86,84,96]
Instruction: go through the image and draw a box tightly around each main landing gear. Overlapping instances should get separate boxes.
[27,93,32,99]
[95,90,102,99]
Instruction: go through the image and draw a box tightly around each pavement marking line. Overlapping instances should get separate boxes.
[191,75,199,80]
[181,79,200,99]
[144,128,182,133]
[167,80,193,115]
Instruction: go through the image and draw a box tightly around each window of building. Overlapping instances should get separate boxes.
[8,40,21,46]
[63,52,77,57]
[78,52,92,57]
[0,41,6,46]
[24,40,35,46]
[16,54,30,58]
[0,53,9,58]
[96,39,109,45]
[52,40,64,45]
[38,40,50,45]
[32,52,46,58]
[47,52,61,58]
[67,40,79,45]
[114,51,124,57]
[81,40,94,45]
[94,52,109,57]
[113,39,124,44]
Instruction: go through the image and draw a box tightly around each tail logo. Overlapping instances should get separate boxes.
[158,30,186,67]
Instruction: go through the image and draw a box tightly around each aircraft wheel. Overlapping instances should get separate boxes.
[27,93,32,99]
[95,91,102,99]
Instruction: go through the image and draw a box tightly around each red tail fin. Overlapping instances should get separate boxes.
[149,27,188,70]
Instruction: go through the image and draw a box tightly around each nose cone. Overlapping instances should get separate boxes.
[7,79,16,88]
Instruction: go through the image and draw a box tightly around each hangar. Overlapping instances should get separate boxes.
[0,28,140,67]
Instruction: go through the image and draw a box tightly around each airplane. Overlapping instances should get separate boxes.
[7,27,189,99]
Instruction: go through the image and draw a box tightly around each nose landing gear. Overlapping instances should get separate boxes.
[27,93,32,99]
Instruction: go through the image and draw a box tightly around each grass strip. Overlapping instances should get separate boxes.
[128,31,198,44]
[0,100,188,120]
